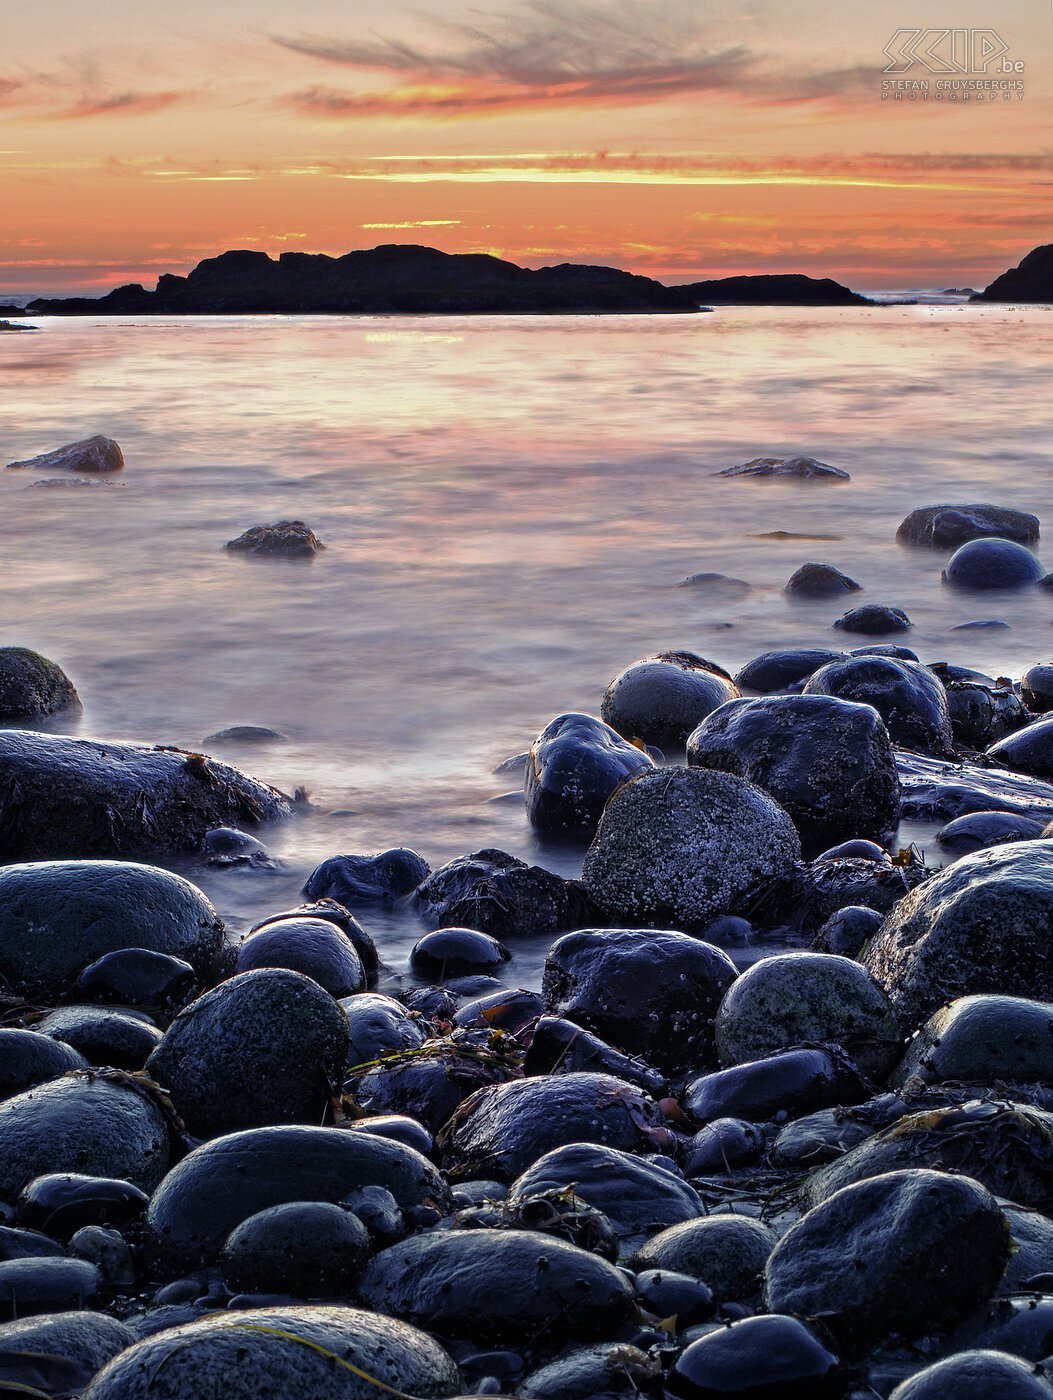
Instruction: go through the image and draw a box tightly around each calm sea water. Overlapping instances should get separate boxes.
[2,305,1051,987]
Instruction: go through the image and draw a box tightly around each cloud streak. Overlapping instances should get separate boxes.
[57,90,185,119]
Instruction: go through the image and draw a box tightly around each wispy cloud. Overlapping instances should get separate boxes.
[362,219,462,228]
[56,90,185,119]
[0,77,22,102]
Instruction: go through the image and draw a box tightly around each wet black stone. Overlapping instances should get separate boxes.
[665,1314,844,1399]
[0,1312,134,1394]
[416,848,595,938]
[889,1350,1053,1400]
[0,1257,101,1321]
[543,927,737,1075]
[203,725,290,744]
[73,948,198,1011]
[0,647,78,720]
[765,1168,1009,1353]
[453,988,546,1033]
[757,855,928,941]
[349,1043,511,1134]
[453,1186,620,1261]
[834,605,912,636]
[630,1217,776,1306]
[525,712,653,834]
[0,1029,87,1100]
[201,826,273,867]
[253,900,380,984]
[601,652,739,751]
[891,995,1053,1088]
[686,693,900,846]
[682,1047,867,1126]
[398,985,462,1023]
[341,992,427,1067]
[220,1201,371,1297]
[521,1342,659,1399]
[146,968,349,1138]
[804,656,953,756]
[437,1071,666,1183]
[949,1294,1053,1362]
[69,1223,136,1288]
[341,1184,405,1247]
[681,1119,765,1175]
[989,718,1053,782]
[235,917,366,998]
[783,563,861,598]
[410,927,510,979]
[347,1115,434,1158]
[302,848,431,906]
[1023,664,1053,713]
[812,905,885,958]
[943,538,1044,590]
[224,519,324,557]
[635,1269,714,1327]
[944,681,1026,750]
[358,1228,635,1345]
[144,1125,450,1276]
[522,1016,666,1097]
[850,644,919,661]
[953,619,1011,631]
[0,1226,64,1261]
[509,1142,703,1237]
[734,648,845,695]
[897,503,1040,549]
[897,750,1053,824]
[16,1174,148,1241]
[935,810,1047,854]
[36,1006,161,1071]
[816,840,889,862]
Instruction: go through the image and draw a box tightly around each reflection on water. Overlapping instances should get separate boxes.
[1,306,1051,988]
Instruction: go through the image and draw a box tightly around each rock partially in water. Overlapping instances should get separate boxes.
[686,693,900,846]
[716,455,850,480]
[358,1228,634,1344]
[714,951,901,1083]
[630,1215,776,1305]
[0,732,292,862]
[862,841,1053,1030]
[203,724,291,745]
[525,712,653,835]
[410,927,510,980]
[888,1351,1053,1400]
[542,927,737,1075]
[6,434,124,474]
[783,562,861,597]
[601,652,739,751]
[220,1201,371,1297]
[303,848,430,905]
[943,537,1044,590]
[897,503,1040,549]
[235,917,366,998]
[224,520,325,558]
[253,901,379,985]
[437,1071,666,1183]
[0,647,79,720]
[34,1006,162,1071]
[734,647,846,694]
[765,1168,1009,1353]
[936,810,1047,854]
[944,680,1026,750]
[145,1125,449,1276]
[679,572,751,598]
[891,995,1053,1088]
[990,718,1053,782]
[81,1305,460,1400]
[201,826,274,868]
[833,604,912,635]
[0,1312,134,1396]
[416,848,594,938]
[665,1314,844,1399]
[897,749,1053,823]
[0,1074,170,1202]
[582,767,800,931]
[804,656,953,756]
[147,969,349,1139]
[0,1030,87,1100]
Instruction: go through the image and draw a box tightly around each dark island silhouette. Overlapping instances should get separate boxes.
[22,245,870,315]
[972,242,1053,302]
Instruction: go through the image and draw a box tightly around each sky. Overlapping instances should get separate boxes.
[1,0,1051,294]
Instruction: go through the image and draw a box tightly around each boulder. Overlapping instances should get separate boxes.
[415,848,594,937]
[764,1169,1009,1352]
[897,503,1040,548]
[16,1174,149,1241]
[682,1046,867,1126]
[0,731,292,862]
[36,1005,161,1070]
[146,969,349,1138]
[235,918,366,998]
[342,993,427,1068]
[0,1313,134,1396]
[224,520,324,557]
[734,648,845,694]
[410,927,509,979]
[665,1315,844,1399]
[943,537,1044,589]
[348,1044,511,1133]
[682,1117,765,1174]
[73,947,198,1011]
[833,605,912,635]
[1023,663,1053,713]
[600,652,739,750]
[862,841,1053,1029]
[629,1216,776,1305]
[80,1305,460,1400]
[812,905,885,958]
[990,718,1053,782]
[253,902,379,984]
[686,693,900,846]
[889,1352,1053,1400]
[542,927,737,1075]
[936,810,1047,854]
[358,1229,634,1344]
[144,1125,450,1275]
[302,848,430,905]
[944,680,1026,750]
[524,712,653,835]
[804,656,952,755]
[219,1201,371,1296]
[0,1258,101,1321]
[0,1029,88,1100]
[522,1016,665,1096]
[581,768,800,930]
[891,995,1053,1088]
[897,749,1053,824]
[679,572,751,597]
[521,1343,659,1399]
[715,455,850,480]
[0,648,78,720]
[783,563,861,597]
[5,435,124,473]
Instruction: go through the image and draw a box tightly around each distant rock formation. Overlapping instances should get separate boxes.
[25,245,870,316]
[6,435,124,473]
[973,244,1053,302]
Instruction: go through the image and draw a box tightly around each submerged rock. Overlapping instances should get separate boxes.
[804,656,952,756]
[0,731,292,862]
[897,503,1040,548]
[525,712,653,835]
[833,604,912,635]
[581,767,800,930]
[224,520,324,558]
[5,435,124,473]
[715,455,850,480]
[783,562,861,597]
[686,693,900,846]
[943,537,1044,590]
[0,647,78,720]
[601,652,738,751]
[415,848,594,938]
[303,848,430,905]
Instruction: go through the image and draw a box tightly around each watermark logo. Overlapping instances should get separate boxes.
[880,26,1025,100]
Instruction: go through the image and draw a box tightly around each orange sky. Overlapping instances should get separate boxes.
[1,0,1051,294]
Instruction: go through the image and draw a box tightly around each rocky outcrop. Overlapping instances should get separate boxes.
[973,243,1053,302]
[6,436,124,473]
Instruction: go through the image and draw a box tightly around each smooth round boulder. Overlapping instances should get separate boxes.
[601,652,739,750]
[36,1006,161,1070]
[525,712,654,834]
[682,1046,865,1126]
[686,694,900,846]
[734,648,845,694]
[990,718,1053,781]
[16,1174,149,1240]
[80,1305,460,1400]
[302,848,430,905]
[891,994,1053,1088]
[220,1201,371,1297]
[0,1312,135,1395]
[935,810,1046,854]
[349,1045,509,1134]
[72,948,198,1010]
[146,968,349,1138]
[0,1029,87,1100]
[253,901,379,984]
[0,860,225,994]
[764,1168,1009,1353]
[0,1257,101,1321]
[783,562,861,597]
[897,503,1040,549]
[341,993,427,1068]
[522,1343,659,1399]
[630,1216,776,1305]
[347,1114,433,1158]
[682,1118,765,1174]
[943,537,1044,589]
[665,1314,844,1399]
[581,768,800,931]
[235,918,366,998]
[861,841,1053,1030]
[542,927,737,1075]
[1023,663,1053,713]
[358,1229,635,1345]
[144,1125,450,1276]
[944,680,1024,750]
[0,1074,170,1202]
[436,1072,666,1183]
[804,656,953,756]
[833,604,912,635]
[889,1351,1053,1400]
[0,647,78,719]
[714,951,901,1082]
[812,905,884,958]
[410,927,510,980]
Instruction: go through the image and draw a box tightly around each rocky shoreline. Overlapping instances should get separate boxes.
[7,486,1053,1396]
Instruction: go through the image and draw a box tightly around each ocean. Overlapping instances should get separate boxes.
[2,304,1051,987]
